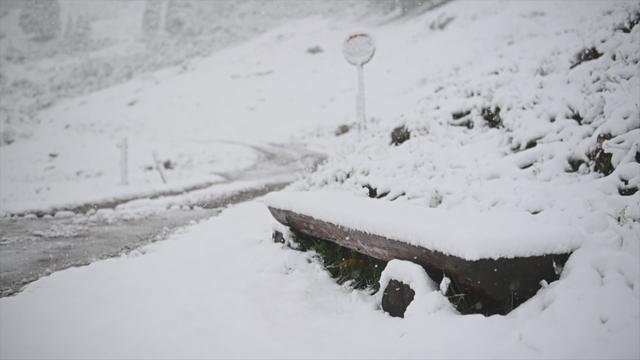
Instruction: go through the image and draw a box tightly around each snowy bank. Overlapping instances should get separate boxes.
[1,201,637,359]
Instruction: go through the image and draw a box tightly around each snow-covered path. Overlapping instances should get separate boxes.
[0,141,322,297]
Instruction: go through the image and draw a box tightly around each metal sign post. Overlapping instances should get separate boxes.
[343,32,376,130]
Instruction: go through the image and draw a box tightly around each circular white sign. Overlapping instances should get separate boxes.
[343,32,376,66]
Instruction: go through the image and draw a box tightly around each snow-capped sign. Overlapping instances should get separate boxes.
[342,32,376,66]
[343,32,375,127]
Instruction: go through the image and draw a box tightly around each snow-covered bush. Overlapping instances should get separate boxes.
[142,0,165,36]
[299,1,640,216]
[18,0,61,41]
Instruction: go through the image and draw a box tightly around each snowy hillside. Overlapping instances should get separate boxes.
[0,0,639,358]
[0,1,365,214]
[0,0,432,214]
[294,0,640,268]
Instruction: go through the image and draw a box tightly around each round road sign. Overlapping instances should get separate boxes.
[342,32,376,66]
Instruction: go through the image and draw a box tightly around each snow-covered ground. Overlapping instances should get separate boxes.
[1,0,639,358]
[1,202,637,359]
[0,10,358,214]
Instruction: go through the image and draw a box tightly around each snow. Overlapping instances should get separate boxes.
[378,259,453,317]
[379,259,438,296]
[265,190,583,260]
[295,1,639,226]
[1,202,637,359]
[0,0,639,358]
[0,7,357,215]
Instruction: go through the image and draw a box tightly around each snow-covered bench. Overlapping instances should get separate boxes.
[265,190,583,315]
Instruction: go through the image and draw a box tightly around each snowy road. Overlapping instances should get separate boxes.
[0,142,323,297]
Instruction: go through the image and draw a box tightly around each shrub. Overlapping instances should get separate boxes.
[390,125,411,145]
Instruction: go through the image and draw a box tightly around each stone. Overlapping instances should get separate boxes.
[381,279,415,318]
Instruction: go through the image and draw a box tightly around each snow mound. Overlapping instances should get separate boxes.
[379,259,438,297]
[378,259,454,316]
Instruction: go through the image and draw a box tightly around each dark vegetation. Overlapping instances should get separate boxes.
[163,159,176,170]
[569,47,603,70]
[362,184,390,199]
[390,125,411,145]
[334,124,351,136]
[590,133,614,176]
[615,10,640,33]
[481,106,503,129]
[567,106,583,125]
[450,109,473,128]
[273,230,386,291]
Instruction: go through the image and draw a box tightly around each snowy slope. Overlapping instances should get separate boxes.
[0,15,359,214]
[290,0,639,270]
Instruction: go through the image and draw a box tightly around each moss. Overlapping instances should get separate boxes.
[390,125,411,146]
[283,230,386,291]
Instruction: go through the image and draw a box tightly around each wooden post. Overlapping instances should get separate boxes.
[117,137,128,185]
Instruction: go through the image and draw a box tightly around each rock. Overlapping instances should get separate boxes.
[272,230,285,244]
[381,279,415,318]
